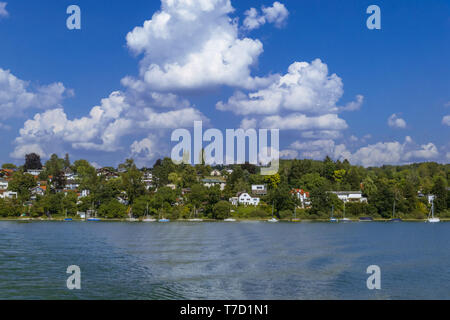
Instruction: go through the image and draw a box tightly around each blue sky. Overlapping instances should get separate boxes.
[0,0,449,167]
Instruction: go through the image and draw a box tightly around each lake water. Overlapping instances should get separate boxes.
[0,221,449,300]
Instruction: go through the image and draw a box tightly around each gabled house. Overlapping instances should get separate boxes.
[31,186,46,197]
[291,189,311,208]
[231,192,260,206]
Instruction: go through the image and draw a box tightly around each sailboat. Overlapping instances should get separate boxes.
[330,205,338,222]
[341,202,351,222]
[158,209,170,223]
[224,206,236,222]
[389,198,402,222]
[427,199,440,223]
[292,206,301,222]
[143,203,156,222]
[64,208,72,221]
[188,205,203,222]
[127,207,139,222]
[87,202,101,221]
[267,202,278,222]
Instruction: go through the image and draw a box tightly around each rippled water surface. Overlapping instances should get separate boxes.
[0,221,449,299]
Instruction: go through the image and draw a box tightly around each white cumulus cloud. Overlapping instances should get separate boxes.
[123,0,274,91]
[0,2,8,18]
[442,115,450,126]
[243,2,289,30]
[0,68,70,120]
[260,113,348,131]
[217,59,358,116]
[388,113,407,128]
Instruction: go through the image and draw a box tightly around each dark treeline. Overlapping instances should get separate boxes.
[1,153,449,220]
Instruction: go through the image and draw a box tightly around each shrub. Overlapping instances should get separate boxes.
[98,200,127,218]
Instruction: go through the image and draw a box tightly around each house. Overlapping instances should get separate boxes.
[0,190,17,199]
[65,181,79,191]
[329,191,367,203]
[31,186,46,198]
[210,169,222,176]
[78,189,90,198]
[96,168,119,180]
[229,197,239,206]
[0,179,8,190]
[202,178,226,191]
[26,169,43,176]
[427,194,435,204]
[0,168,15,178]
[291,189,311,208]
[64,167,75,178]
[251,184,267,196]
[77,212,86,219]
[234,192,260,206]
[166,184,177,190]
[225,169,233,174]
[181,188,191,195]
[142,172,153,189]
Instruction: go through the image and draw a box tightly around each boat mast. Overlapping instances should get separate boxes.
[431,199,434,219]
[393,198,396,219]
[343,202,346,219]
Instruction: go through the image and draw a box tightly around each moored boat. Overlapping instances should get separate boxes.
[427,199,440,223]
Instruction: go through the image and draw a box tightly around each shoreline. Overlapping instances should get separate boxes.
[1,217,448,223]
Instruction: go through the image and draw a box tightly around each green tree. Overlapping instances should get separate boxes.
[120,159,145,204]
[213,201,231,220]
[8,171,37,202]
[98,200,127,218]
[2,163,17,169]
[431,176,447,213]
[267,184,296,216]
[265,173,281,189]
[24,153,42,170]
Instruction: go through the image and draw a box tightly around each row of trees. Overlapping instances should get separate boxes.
[1,154,449,220]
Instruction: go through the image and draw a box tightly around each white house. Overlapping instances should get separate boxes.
[0,179,8,190]
[329,191,367,203]
[202,178,226,191]
[142,172,153,189]
[237,193,260,206]
[210,169,222,177]
[229,197,239,206]
[78,189,90,198]
[26,169,43,176]
[251,184,267,195]
[166,184,177,190]
[291,189,311,208]
[0,190,17,199]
